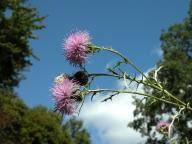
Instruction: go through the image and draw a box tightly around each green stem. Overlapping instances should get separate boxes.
[88,73,120,79]
[90,45,149,81]
[88,73,186,106]
[164,90,186,105]
[89,73,150,86]
[89,45,187,106]
[87,89,184,108]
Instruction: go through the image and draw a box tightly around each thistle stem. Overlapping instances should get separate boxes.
[88,73,186,106]
[89,45,192,111]
[87,89,184,108]
[90,45,149,81]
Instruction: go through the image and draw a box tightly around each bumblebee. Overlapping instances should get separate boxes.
[72,71,89,86]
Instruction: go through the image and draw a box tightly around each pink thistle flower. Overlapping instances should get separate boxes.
[51,78,79,115]
[63,31,91,66]
[156,120,170,133]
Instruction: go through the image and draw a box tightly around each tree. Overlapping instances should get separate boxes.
[130,1,192,143]
[0,0,45,90]
[0,90,64,144]
[0,90,28,144]
[63,117,91,144]
[0,90,91,144]
[20,106,67,144]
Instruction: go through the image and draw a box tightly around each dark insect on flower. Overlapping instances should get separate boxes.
[72,71,89,86]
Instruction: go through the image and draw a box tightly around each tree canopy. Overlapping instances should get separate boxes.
[0,0,45,90]
[0,90,91,144]
[130,1,192,143]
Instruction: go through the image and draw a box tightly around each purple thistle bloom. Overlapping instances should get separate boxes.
[51,78,79,115]
[156,120,170,132]
[63,31,90,66]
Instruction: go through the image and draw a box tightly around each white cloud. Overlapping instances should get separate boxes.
[79,93,145,144]
[78,73,150,144]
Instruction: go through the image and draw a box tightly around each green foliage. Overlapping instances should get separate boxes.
[0,90,91,144]
[0,0,45,90]
[0,91,63,144]
[20,106,65,144]
[130,1,192,143]
[63,117,91,144]
[0,90,28,144]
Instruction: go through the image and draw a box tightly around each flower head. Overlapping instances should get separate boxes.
[63,31,90,66]
[156,120,170,133]
[51,78,79,114]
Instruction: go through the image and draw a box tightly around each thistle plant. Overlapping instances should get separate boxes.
[51,31,192,144]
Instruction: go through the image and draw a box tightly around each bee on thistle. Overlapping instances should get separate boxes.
[71,71,89,86]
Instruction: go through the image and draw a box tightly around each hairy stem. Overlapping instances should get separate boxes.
[87,89,185,108]
[88,45,191,110]
[90,45,149,81]
[88,73,187,106]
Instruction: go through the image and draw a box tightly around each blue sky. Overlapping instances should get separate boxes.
[16,0,189,143]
